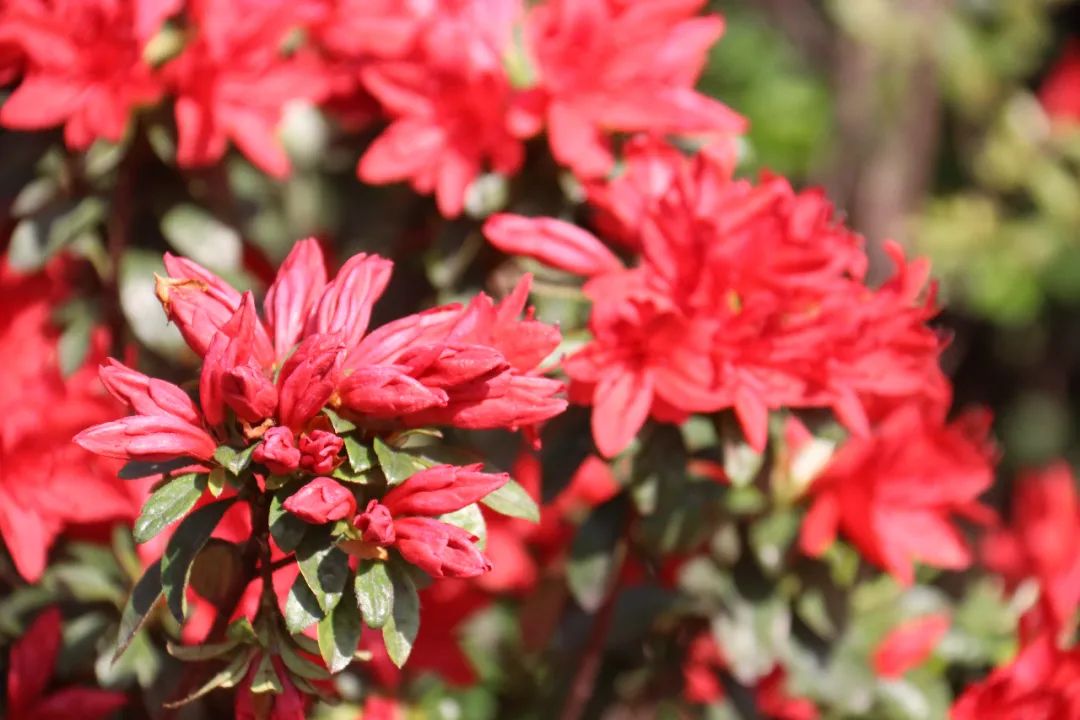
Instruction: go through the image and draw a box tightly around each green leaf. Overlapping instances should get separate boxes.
[161,204,242,272]
[284,574,325,633]
[323,407,357,433]
[344,436,375,473]
[481,478,540,522]
[133,473,207,544]
[317,590,363,673]
[269,491,307,553]
[720,415,763,487]
[566,498,624,612]
[114,559,162,662]
[118,456,199,480]
[57,311,93,377]
[382,560,420,668]
[163,647,257,708]
[279,640,332,680]
[207,467,227,497]
[161,498,236,622]
[355,560,394,629]
[249,653,284,694]
[226,442,260,476]
[167,639,240,662]
[373,436,428,487]
[439,503,487,550]
[296,533,350,613]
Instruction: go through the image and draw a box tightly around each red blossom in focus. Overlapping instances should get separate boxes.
[873,614,951,679]
[800,403,995,585]
[983,462,1080,642]
[283,476,356,524]
[5,608,128,720]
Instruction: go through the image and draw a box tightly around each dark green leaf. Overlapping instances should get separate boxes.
[355,560,394,629]
[133,473,207,544]
[161,498,236,622]
[269,491,307,553]
[119,456,199,480]
[114,559,162,662]
[285,574,325,633]
[167,639,240,662]
[226,442,259,476]
[249,653,284,694]
[317,589,363,673]
[163,647,256,708]
[57,312,93,377]
[344,436,375,473]
[207,467,227,497]
[323,407,357,433]
[567,497,625,612]
[279,640,332,680]
[481,478,540,522]
[296,533,349,613]
[373,437,428,487]
[382,560,420,668]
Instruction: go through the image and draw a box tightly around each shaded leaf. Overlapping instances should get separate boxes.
[163,647,256,708]
[567,497,625,612]
[317,589,363,673]
[167,639,240,662]
[161,498,236,622]
[279,640,331,680]
[373,437,428,487]
[270,490,307,553]
[249,653,284,694]
[119,456,199,480]
[114,559,162,662]
[285,574,325,633]
[296,533,349,613]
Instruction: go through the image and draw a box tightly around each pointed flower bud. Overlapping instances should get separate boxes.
[337,365,448,418]
[199,293,263,427]
[253,426,300,474]
[263,237,328,358]
[307,253,393,349]
[74,415,218,461]
[283,477,357,525]
[299,430,344,475]
[98,358,202,425]
[393,516,492,578]
[354,500,396,545]
[276,333,344,430]
[381,464,508,517]
[221,362,278,423]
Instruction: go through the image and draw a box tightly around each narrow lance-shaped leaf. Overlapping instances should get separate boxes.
[133,473,207,544]
[481,477,540,522]
[114,558,162,662]
[317,583,363,673]
[161,497,237,622]
[381,559,420,668]
[163,647,257,708]
[355,560,394,629]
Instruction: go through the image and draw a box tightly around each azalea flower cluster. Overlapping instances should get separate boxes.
[1,2,1079,719]
[66,240,564,713]
[0,0,742,214]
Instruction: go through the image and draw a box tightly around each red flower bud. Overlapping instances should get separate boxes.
[263,238,328,358]
[337,365,448,418]
[74,415,218,461]
[276,333,344,430]
[354,500,396,545]
[199,293,264,427]
[306,252,393,348]
[283,477,357,525]
[381,464,508,517]
[221,362,278,423]
[299,430,344,474]
[393,516,492,578]
[98,358,202,425]
[254,426,300,474]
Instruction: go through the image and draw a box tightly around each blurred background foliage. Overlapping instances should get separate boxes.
[702,0,1080,478]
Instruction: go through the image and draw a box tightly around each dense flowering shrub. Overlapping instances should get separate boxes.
[0,1,1077,719]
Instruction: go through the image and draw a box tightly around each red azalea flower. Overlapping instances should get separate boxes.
[164,0,331,177]
[754,666,819,720]
[682,631,725,704]
[800,402,995,585]
[0,0,163,148]
[983,462,1080,642]
[950,635,1080,719]
[518,0,744,178]
[873,614,951,679]
[1040,40,1080,125]
[0,256,143,581]
[5,608,128,720]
